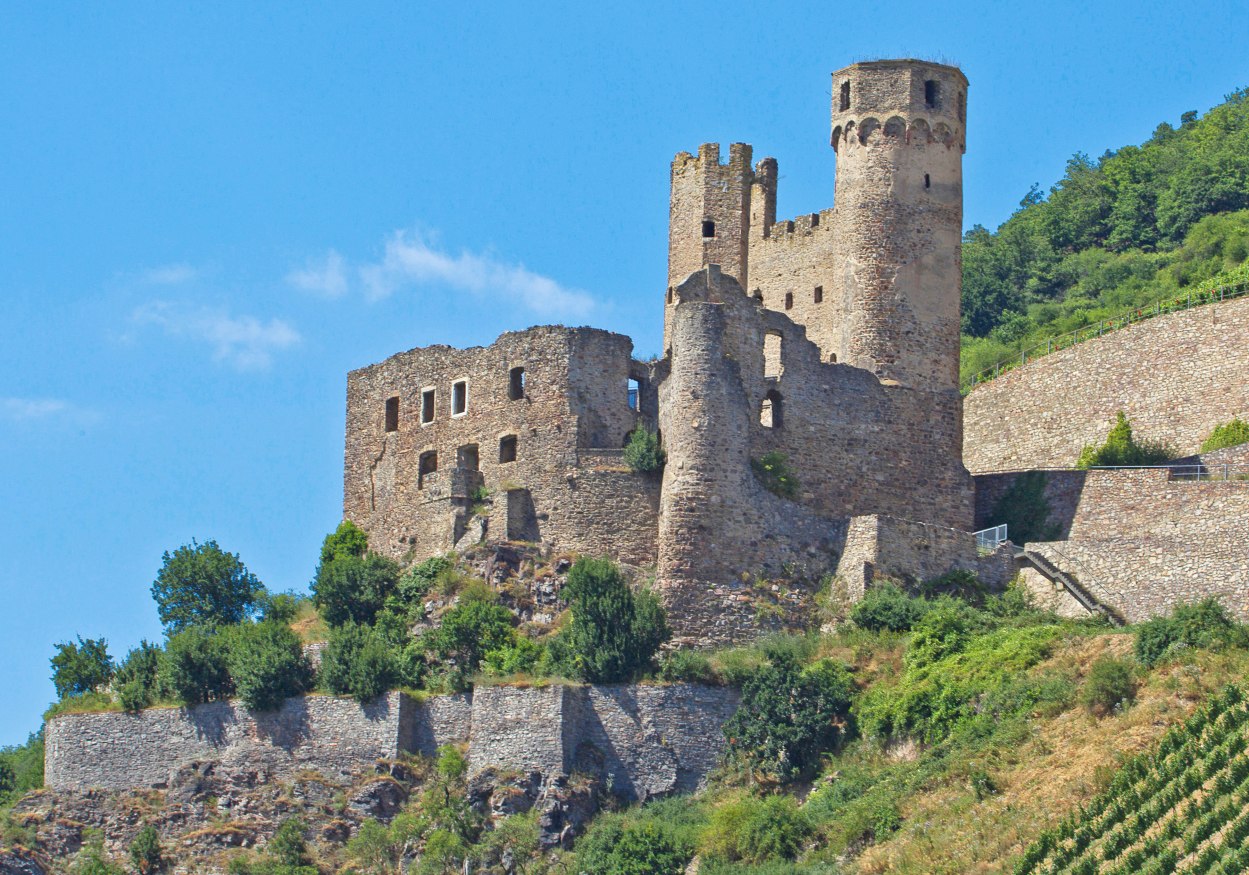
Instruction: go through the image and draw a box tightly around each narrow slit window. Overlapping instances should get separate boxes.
[701,220,715,238]
[813,285,823,304]
[508,366,526,400]
[499,435,518,464]
[957,90,966,123]
[418,451,438,488]
[627,378,640,411]
[839,80,850,111]
[925,79,938,108]
[452,380,467,416]
[384,396,399,432]
[924,173,931,189]
[420,389,435,424]
[666,287,674,304]
[760,389,783,429]
[784,292,794,310]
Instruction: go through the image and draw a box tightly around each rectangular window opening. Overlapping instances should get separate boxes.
[457,444,479,471]
[499,435,518,464]
[839,81,850,111]
[784,291,794,310]
[764,332,783,379]
[418,451,438,488]
[701,220,715,238]
[925,79,938,108]
[452,380,467,416]
[508,366,526,401]
[421,389,435,424]
[813,285,823,304]
[627,378,640,411]
[384,396,399,432]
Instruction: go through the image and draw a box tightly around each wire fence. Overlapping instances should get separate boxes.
[961,274,1249,394]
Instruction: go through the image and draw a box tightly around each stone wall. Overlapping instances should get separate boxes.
[46,685,736,801]
[963,295,1249,473]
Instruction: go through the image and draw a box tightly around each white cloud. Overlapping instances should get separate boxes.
[140,264,198,286]
[285,250,348,298]
[132,302,301,370]
[0,397,100,426]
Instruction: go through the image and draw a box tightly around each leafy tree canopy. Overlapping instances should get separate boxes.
[151,539,264,634]
[50,636,113,699]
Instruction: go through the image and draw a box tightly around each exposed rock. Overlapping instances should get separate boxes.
[347,777,409,821]
[0,848,50,875]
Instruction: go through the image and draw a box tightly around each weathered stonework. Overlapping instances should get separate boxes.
[46,685,738,803]
[963,294,1249,473]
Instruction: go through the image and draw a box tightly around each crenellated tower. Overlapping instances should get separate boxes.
[830,59,968,393]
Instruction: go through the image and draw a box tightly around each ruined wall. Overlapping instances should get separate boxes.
[44,692,466,792]
[963,295,1249,472]
[344,326,658,564]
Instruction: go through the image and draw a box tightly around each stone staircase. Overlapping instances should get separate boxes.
[1016,547,1125,625]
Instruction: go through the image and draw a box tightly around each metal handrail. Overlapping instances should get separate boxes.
[1023,543,1126,624]
[961,275,1249,394]
[972,463,1249,480]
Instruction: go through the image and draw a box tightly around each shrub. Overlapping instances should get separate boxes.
[128,825,163,875]
[751,452,800,499]
[258,592,301,625]
[318,519,369,566]
[850,583,928,632]
[319,622,398,703]
[1200,416,1249,452]
[115,640,163,712]
[151,539,265,634]
[658,649,718,684]
[313,552,402,627]
[69,840,126,875]
[395,555,454,602]
[623,427,665,474]
[160,627,233,705]
[224,621,313,712]
[905,600,988,670]
[1081,656,1137,716]
[1076,410,1174,468]
[0,731,45,806]
[1135,598,1246,666]
[577,820,690,875]
[701,796,811,864]
[724,653,854,783]
[422,596,518,680]
[554,557,670,683]
[988,470,1060,545]
[480,636,546,677]
[50,636,113,699]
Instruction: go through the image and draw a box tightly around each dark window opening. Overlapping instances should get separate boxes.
[666,287,674,305]
[839,81,850,111]
[924,173,931,189]
[499,435,518,463]
[627,378,641,411]
[452,381,467,415]
[384,396,399,432]
[457,444,479,471]
[760,389,783,429]
[925,79,938,108]
[784,292,794,310]
[813,285,823,304]
[701,220,715,238]
[829,352,838,363]
[957,90,966,123]
[508,366,526,400]
[421,389,435,424]
[418,451,438,488]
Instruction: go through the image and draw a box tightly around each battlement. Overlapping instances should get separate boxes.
[757,208,837,241]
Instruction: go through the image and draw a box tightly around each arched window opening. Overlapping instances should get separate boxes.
[457,444,479,471]
[499,435,518,464]
[384,396,399,432]
[418,451,438,488]
[760,390,783,429]
[764,332,783,379]
[701,220,716,238]
[508,366,526,400]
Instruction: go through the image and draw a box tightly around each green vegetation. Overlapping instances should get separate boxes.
[623,426,665,474]
[128,825,164,875]
[151,539,264,634]
[1135,598,1247,667]
[989,470,1060,544]
[751,452,800,500]
[1201,416,1249,453]
[50,636,113,699]
[1075,410,1173,468]
[312,552,402,628]
[1079,655,1137,717]
[0,732,44,806]
[228,817,317,875]
[319,622,401,703]
[222,621,313,712]
[961,87,1249,386]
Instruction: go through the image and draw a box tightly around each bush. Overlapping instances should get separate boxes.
[69,840,126,875]
[724,653,855,784]
[422,596,518,681]
[480,636,546,677]
[1081,656,1137,716]
[700,795,811,864]
[128,825,163,874]
[50,636,113,699]
[988,470,1060,544]
[577,820,690,875]
[115,640,163,712]
[1200,417,1249,452]
[1135,598,1246,667]
[319,623,398,703]
[751,452,800,499]
[554,557,670,683]
[313,552,402,627]
[224,622,313,712]
[396,555,454,602]
[850,583,928,632]
[258,592,301,625]
[160,627,233,705]
[268,817,315,871]
[905,600,988,670]
[623,427,665,474]
[151,539,265,634]
[1076,410,1174,468]
[658,649,718,684]
[0,731,45,806]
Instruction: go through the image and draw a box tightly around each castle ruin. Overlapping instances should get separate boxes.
[344,60,997,643]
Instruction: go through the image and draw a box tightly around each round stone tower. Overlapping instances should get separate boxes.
[830,60,968,393]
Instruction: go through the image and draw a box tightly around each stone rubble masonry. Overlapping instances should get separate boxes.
[45,684,738,803]
[963,294,1249,473]
[975,468,1249,621]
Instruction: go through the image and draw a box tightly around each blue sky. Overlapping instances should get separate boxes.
[2,1,1246,744]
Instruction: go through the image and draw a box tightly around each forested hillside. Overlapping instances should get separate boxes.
[961,87,1249,383]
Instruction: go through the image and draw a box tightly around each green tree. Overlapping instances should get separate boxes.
[422,595,517,678]
[1201,417,1249,453]
[555,557,669,683]
[319,622,398,703]
[577,820,690,875]
[312,552,401,628]
[115,640,163,712]
[0,731,45,805]
[151,539,264,634]
[723,653,854,784]
[128,825,164,874]
[623,427,665,474]
[317,519,369,567]
[159,626,233,705]
[50,636,113,699]
[224,622,313,712]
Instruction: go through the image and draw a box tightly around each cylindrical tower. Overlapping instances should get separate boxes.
[830,60,967,393]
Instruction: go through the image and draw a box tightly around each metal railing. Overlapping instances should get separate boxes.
[961,274,1249,394]
[974,463,1249,482]
[973,524,1008,551]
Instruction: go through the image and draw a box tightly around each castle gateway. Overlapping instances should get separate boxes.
[344,61,997,643]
